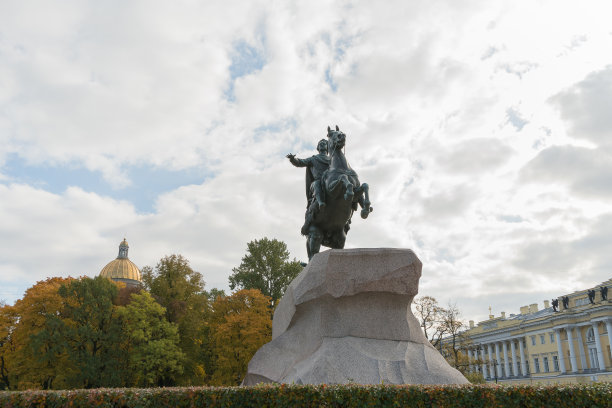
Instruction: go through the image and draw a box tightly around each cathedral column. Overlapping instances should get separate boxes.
[510,339,518,376]
[502,341,510,377]
[592,322,606,370]
[554,328,566,373]
[566,327,578,372]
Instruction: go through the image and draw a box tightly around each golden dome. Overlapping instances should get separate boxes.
[100,258,142,281]
[100,239,142,284]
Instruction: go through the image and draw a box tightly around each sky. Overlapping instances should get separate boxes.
[1,0,611,323]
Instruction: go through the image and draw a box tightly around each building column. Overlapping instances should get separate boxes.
[574,326,587,370]
[495,342,502,378]
[510,339,518,377]
[567,327,578,372]
[518,337,527,375]
[554,328,566,373]
[467,348,473,373]
[481,346,489,379]
[606,320,612,368]
[488,343,495,379]
[592,322,606,371]
[502,341,510,377]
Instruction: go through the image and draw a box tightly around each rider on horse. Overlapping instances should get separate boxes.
[287,139,331,235]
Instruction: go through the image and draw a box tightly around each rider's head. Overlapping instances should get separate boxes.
[317,139,329,154]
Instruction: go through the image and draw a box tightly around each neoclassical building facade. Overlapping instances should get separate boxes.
[462,279,611,384]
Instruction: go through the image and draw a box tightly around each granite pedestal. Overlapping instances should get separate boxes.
[243,248,468,385]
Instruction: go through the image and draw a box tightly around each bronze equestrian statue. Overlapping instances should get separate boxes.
[288,125,372,260]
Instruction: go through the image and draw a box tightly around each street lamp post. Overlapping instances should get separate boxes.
[492,359,499,384]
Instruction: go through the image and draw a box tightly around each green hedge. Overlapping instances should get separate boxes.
[0,383,610,408]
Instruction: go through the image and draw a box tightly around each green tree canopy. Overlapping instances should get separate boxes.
[141,254,211,385]
[229,238,303,307]
[54,276,125,388]
[141,255,207,323]
[117,291,185,387]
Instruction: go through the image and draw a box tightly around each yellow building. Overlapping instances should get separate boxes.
[99,238,142,288]
[462,279,611,384]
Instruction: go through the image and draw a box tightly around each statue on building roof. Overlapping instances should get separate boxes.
[562,296,569,310]
[600,286,608,301]
[551,298,559,312]
[588,289,596,304]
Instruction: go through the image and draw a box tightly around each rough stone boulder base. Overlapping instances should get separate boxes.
[243,248,468,385]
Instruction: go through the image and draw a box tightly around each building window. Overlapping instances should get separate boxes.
[589,348,599,369]
[540,334,545,344]
[550,333,555,343]
[553,355,559,372]
[586,327,595,343]
[534,357,540,373]
[543,356,550,373]
[531,336,536,346]
[523,339,527,348]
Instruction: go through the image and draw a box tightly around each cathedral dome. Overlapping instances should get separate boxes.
[100,239,142,287]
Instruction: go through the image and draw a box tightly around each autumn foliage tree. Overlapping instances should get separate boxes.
[0,302,15,390]
[5,277,74,390]
[209,289,272,385]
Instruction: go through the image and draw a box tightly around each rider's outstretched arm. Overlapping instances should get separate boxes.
[287,154,310,168]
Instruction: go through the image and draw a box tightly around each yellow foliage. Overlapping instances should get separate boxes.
[209,289,272,385]
[7,277,75,390]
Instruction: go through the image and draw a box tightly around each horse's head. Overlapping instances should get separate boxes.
[327,125,346,151]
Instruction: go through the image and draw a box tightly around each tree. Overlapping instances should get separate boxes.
[229,238,303,308]
[412,296,446,348]
[0,302,15,390]
[6,277,74,390]
[54,276,124,388]
[205,288,226,303]
[438,302,466,371]
[114,283,142,306]
[142,255,206,323]
[142,255,211,385]
[116,291,185,387]
[209,289,272,385]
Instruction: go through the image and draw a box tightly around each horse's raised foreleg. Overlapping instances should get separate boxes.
[326,174,354,201]
[354,182,373,219]
[340,174,354,201]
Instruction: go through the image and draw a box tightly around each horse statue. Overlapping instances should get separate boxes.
[290,125,373,260]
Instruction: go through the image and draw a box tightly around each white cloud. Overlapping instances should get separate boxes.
[1,0,612,323]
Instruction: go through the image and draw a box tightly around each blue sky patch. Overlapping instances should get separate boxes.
[225,36,268,102]
[2,154,210,213]
[325,67,338,92]
[506,108,528,131]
